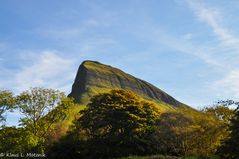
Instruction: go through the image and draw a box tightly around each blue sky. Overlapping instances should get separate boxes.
[1,0,239,125]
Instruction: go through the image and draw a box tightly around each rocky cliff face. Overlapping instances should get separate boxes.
[68,60,184,107]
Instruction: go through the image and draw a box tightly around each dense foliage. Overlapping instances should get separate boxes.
[0,88,237,159]
[217,100,239,159]
[157,110,226,156]
[49,90,161,158]
[0,87,77,155]
[0,90,15,125]
[16,88,65,134]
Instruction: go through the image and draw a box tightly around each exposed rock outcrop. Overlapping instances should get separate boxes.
[69,60,184,107]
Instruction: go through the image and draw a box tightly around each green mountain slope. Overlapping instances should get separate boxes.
[46,60,207,152]
[68,60,191,111]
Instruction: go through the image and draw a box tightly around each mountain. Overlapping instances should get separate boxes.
[68,60,187,109]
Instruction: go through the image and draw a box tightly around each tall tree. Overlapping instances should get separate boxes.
[218,100,239,159]
[0,90,15,125]
[16,87,65,136]
[50,90,161,159]
[157,110,225,156]
[0,87,77,154]
[203,101,235,124]
[0,127,39,153]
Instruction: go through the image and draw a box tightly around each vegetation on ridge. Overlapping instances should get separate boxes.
[0,87,238,158]
[0,88,83,155]
[0,60,238,159]
[69,61,183,107]
[47,90,234,159]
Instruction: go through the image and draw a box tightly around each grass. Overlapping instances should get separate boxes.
[119,155,179,159]
[183,155,219,159]
[119,155,220,159]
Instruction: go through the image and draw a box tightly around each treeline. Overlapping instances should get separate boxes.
[0,88,238,159]
[0,88,79,155]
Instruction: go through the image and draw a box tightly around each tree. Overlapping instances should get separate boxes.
[14,87,78,153]
[0,126,39,154]
[157,111,195,155]
[0,90,15,126]
[157,110,225,157]
[50,90,161,159]
[0,87,78,155]
[16,87,65,136]
[203,101,235,124]
[218,100,239,159]
[39,96,78,143]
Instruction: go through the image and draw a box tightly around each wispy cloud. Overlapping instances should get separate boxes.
[186,0,239,58]
[0,50,76,94]
[130,22,221,67]
[184,0,239,100]
[213,69,239,98]
[128,0,239,103]
[0,50,76,126]
[16,50,75,93]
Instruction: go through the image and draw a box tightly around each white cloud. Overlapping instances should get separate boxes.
[213,69,239,99]
[0,68,15,91]
[0,51,76,126]
[186,0,239,56]
[144,27,221,66]
[13,50,75,93]
[184,0,239,100]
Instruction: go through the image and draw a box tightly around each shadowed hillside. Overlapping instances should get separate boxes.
[68,60,187,109]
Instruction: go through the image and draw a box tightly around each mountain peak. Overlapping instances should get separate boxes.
[81,60,118,72]
[81,60,102,65]
[69,61,185,108]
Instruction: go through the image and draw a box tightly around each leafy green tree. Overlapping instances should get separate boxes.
[157,110,225,157]
[191,113,225,156]
[40,96,78,143]
[13,87,77,153]
[0,90,15,125]
[0,126,39,154]
[157,111,195,155]
[16,87,65,136]
[49,90,161,159]
[203,101,235,124]
[0,87,79,155]
[47,129,83,159]
[218,100,239,159]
